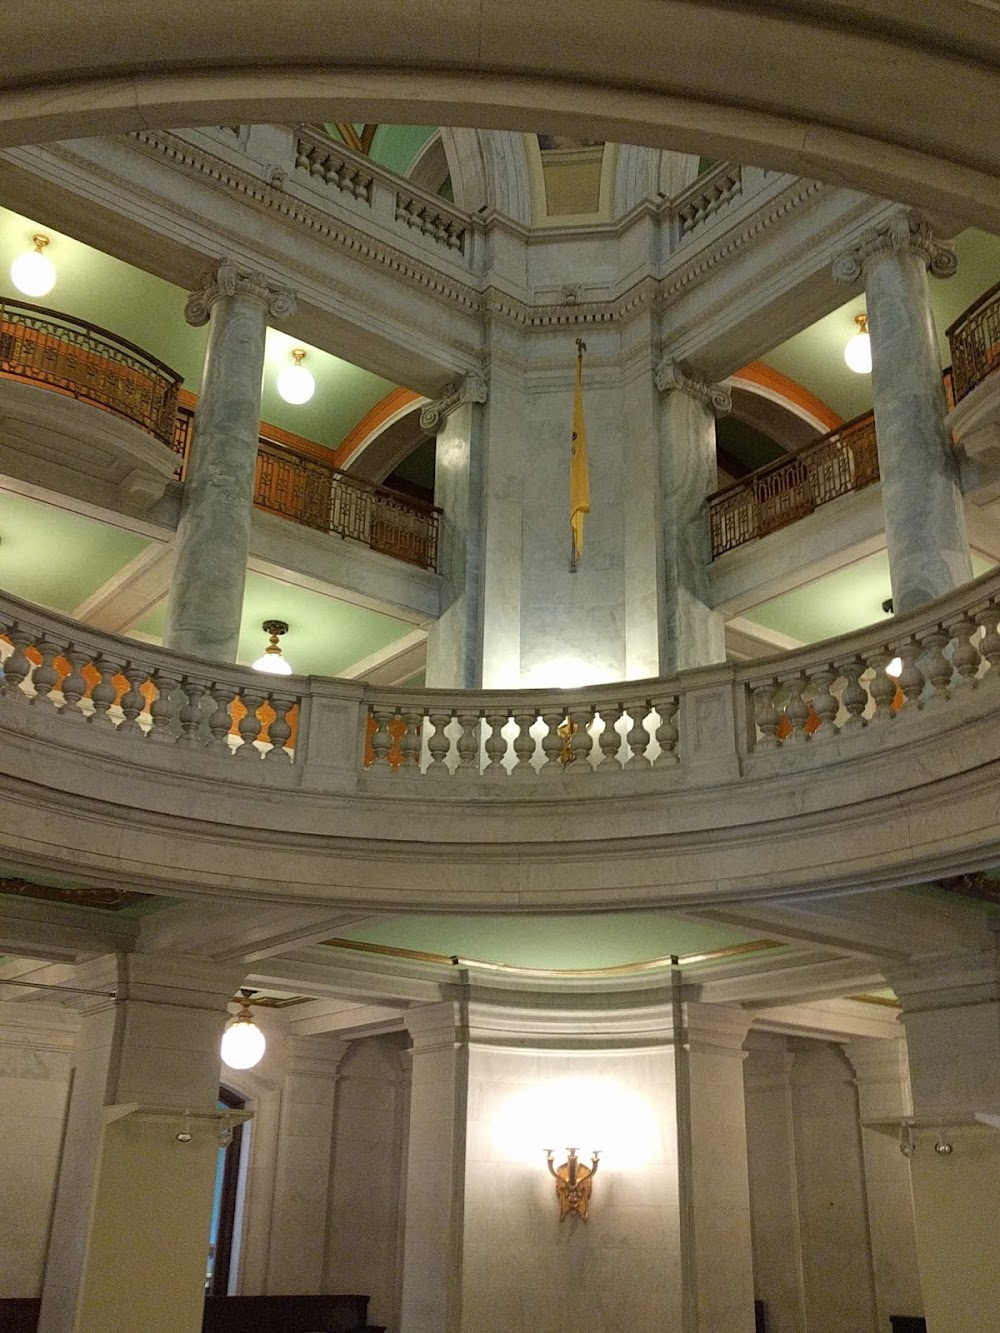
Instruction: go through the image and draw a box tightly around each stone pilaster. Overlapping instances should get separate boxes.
[834,213,971,613]
[164,260,297,662]
[654,357,729,674]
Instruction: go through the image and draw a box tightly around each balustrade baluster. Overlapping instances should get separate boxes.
[265,693,295,762]
[29,639,62,708]
[59,647,91,721]
[949,614,982,687]
[176,679,209,748]
[88,656,122,727]
[808,669,838,738]
[975,605,1000,676]
[483,711,510,775]
[205,683,238,754]
[752,682,782,748]
[839,658,869,728]
[867,652,898,722]
[782,675,811,745]
[398,706,424,770]
[653,698,680,766]
[625,709,652,768]
[235,690,266,759]
[540,709,566,776]
[148,669,182,743]
[895,640,926,709]
[568,707,595,773]
[118,663,150,736]
[511,711,538,777]
[454,710,482,775]
[425,710,454,776]
[368,706,395,768]
[2,627,36,700]
[918,629,953,702]
[596,704,624,770]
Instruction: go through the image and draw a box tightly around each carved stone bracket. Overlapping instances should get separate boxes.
[419,372,489,432]
[832,212,958,286]
[654,358,731,417]
[185,258,298,326]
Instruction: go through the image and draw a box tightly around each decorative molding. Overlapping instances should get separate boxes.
[184,258,297,326]
[655,357,732,415]
[832,212,958,285]
[419,372,489,431]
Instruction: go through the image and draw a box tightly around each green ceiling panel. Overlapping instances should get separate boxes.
[336,911,768,970]
[0,490,151,612]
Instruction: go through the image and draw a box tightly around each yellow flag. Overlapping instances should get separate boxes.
[570,341,590,566]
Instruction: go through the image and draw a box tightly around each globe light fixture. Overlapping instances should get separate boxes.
[10,234,56,298]
[220,989,266,1070]
[251,619,293,675]
[276,347,315,405]
[844,312,872,374]
[886,656,903,678]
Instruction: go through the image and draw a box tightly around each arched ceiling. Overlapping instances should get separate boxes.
[4,2,1000,226]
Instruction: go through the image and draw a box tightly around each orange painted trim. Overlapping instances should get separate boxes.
[334,387,422,469]
[733,361,842,432]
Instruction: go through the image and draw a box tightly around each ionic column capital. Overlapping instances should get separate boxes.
[419,371,489,432]
[832,212,958,286]
[185,258,298,327]
[654,357,731,417]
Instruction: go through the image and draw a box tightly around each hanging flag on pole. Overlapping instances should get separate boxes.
[569,338,590,572]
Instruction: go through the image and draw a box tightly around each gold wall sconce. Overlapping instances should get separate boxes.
[545,1147,600,1220]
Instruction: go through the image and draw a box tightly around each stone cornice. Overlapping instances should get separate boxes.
[832,212,958,284]
[185,259,297,325]
[655,358,732,416]
[419,373,489,431]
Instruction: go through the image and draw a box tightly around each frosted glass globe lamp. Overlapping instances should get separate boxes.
[252,619,293,675]
[10,234,56,298]
[276,348,315,405]
[221,990,266,1070]
[844,313,872,374]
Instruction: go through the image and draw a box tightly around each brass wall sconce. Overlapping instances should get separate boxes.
[545,1147,600,1220]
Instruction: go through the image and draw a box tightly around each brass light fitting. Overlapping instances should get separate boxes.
[545,1147,600,1221]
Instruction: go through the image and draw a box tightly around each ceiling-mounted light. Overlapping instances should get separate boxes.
[220,989,266,1070]
[276,347,315,405]
[10,234,56,298]
[251,619,293,675]
[844,312,872,374]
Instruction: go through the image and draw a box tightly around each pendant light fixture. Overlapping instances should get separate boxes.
[220,989,266,1070]
[251,619,293,675]
[844,312,872,374]
[276,347,315,405]
[10,234,56,298]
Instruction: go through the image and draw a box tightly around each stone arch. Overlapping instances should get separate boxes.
[614,145,701,217]
[438,128,532,225]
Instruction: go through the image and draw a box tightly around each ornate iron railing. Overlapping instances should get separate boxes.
[946,279,1000,403]
[708,410,879,559]
[175,405,440,571]
[0,297,183,446]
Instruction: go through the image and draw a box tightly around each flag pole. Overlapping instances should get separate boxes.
[570,338,587,574]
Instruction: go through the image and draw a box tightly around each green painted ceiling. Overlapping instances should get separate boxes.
[742,549,994,645]
[761,228,1000,422]
[0,490,150,612]
[333,911,771,970]
[132,569,415,677]
[322,124,439,178]
[0,206,398,452]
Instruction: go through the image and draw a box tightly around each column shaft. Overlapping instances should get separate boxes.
[164,262,296,662]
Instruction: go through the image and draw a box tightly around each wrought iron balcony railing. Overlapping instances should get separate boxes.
[946,279,1000,404]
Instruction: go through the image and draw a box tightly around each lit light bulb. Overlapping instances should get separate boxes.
[221,990,266,1070]
[844,312,871,374]
[10,234,56,298]
[886,657,903,678]
[251,619,293,674]
[276,348,315,405]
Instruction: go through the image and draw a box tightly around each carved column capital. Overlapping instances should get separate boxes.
[185,259,298,327]
[654,358,731,417]
[833,213,958,286]
[419,371,489,432]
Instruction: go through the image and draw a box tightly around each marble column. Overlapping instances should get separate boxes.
[833,214,971,613]
[422,375,489,688]
[164,260,297,662]
[38,952,246,1333]
[654,359,729,674]
[890,951,1000,1333]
